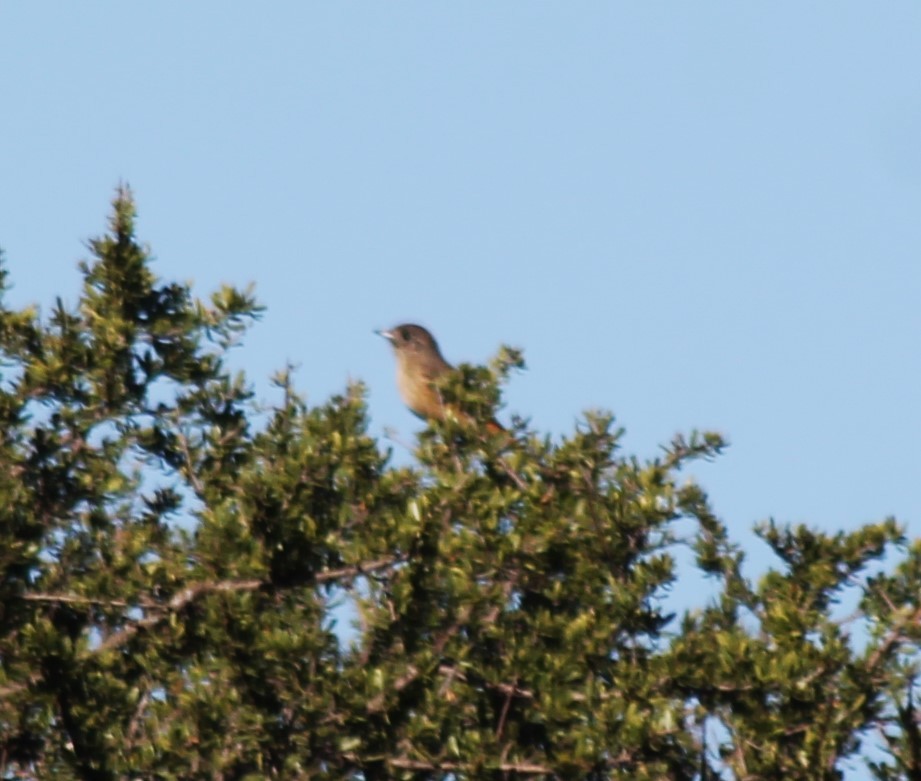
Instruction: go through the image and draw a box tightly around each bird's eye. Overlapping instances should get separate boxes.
[400,328,411,342]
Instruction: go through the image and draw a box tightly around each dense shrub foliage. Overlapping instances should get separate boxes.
[0,189,917,780]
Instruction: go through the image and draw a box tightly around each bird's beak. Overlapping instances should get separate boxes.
[375,328,395,343]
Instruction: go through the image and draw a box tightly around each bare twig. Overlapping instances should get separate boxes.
[866,603,921,672]
[177,429,205,496]
[94,557,401,654]
[496,455,528,492]
[22,594,131,608]
[366,607,470,713]
[126,688,152,743]
[316,557,402,585]
[96,578,263,653]
[495,688,513,740]
[387,757,551,774]
[436,664,535,701]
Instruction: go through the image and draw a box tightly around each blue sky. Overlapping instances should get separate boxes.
[2,4,920,587]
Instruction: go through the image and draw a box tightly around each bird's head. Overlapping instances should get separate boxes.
[376,323,443,359]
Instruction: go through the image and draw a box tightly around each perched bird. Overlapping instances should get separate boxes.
[377,323,503,433]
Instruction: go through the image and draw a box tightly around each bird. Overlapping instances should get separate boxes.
[376,323,504,434]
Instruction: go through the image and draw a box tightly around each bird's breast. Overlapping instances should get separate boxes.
[396,359,444,421]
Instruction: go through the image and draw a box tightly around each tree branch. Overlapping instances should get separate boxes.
[92,557,401,654]
[866,603,921,672]
[22,593,132,608]
[96,578,263,652]
[386,756,552,774]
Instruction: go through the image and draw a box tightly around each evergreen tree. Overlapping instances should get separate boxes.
[0,188,917,780]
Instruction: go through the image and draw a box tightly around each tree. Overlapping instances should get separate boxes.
[0,187,917,780]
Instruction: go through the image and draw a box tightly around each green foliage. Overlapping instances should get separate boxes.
[0,188,918,780]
